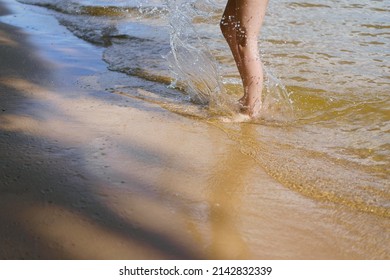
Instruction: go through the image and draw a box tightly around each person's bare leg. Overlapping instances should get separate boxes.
[236,0,268,117]
[221,0,268,118]
[220,0,245,81]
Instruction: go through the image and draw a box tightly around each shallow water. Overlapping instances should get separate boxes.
[9,0,390,251]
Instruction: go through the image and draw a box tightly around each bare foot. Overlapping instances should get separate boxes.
[238,97,262,118]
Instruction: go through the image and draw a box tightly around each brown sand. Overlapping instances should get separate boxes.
[1,1,388,260]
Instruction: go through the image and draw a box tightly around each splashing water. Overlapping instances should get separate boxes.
[260,67,295,121]
[165,0,294,120]
[165,0,235,117]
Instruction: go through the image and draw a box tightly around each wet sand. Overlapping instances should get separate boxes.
[0,1,388,260]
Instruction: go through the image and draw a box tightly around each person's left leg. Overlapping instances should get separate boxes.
[220,0,245,81]
[235,0,268,117]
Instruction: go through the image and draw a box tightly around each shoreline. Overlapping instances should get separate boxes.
[1,0,388,260]
[0,0,209,259]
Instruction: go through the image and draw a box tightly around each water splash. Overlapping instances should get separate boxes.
[165,0,235,116]
[260,67,295,122]
[165,0,295,121]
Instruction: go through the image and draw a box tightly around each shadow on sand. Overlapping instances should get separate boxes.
[0,13,201,259]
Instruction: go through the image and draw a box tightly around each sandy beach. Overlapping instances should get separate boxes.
[0,0,389,260]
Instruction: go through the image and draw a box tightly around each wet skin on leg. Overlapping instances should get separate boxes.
[220,0,269,117]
